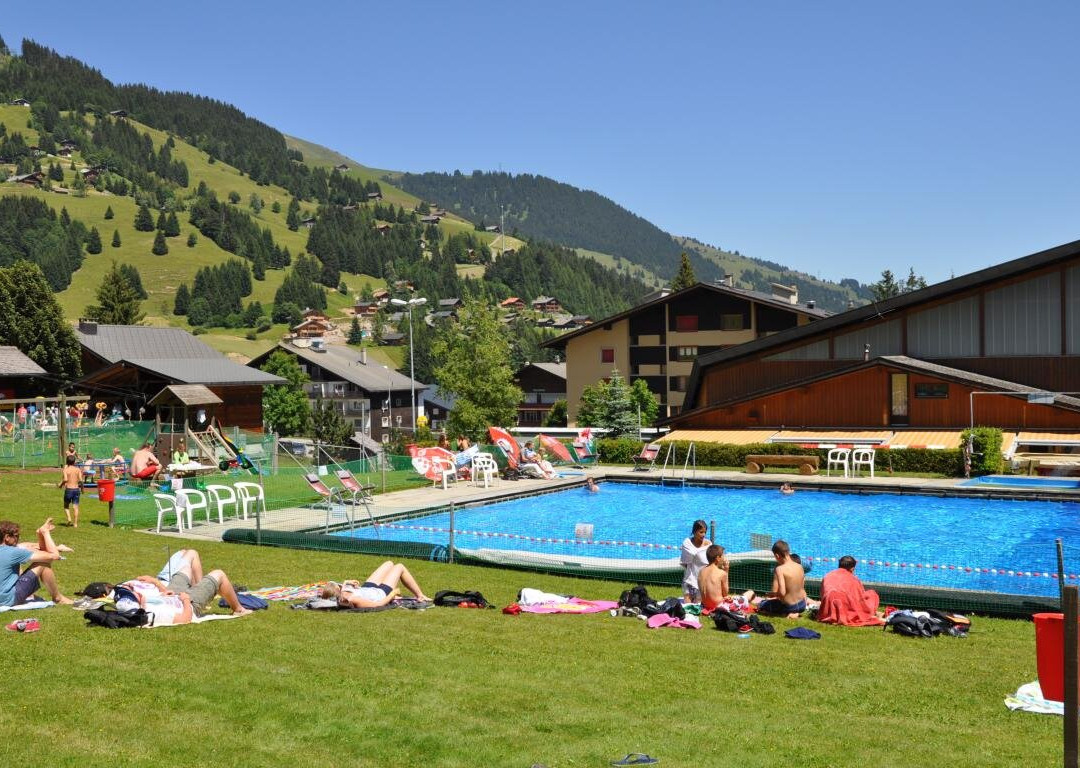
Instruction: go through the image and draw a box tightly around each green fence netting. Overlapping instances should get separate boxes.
[0,420,157,468]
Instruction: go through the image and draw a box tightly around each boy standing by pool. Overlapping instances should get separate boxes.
[755,539,807,618]
[59,454,83,527]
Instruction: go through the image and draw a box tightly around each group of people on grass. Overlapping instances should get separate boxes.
[680,518,882,625]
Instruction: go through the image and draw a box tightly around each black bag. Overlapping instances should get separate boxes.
[85,607,149,629]
[885,610,942,638]
[712,607,753,633]
[645,596,685,620]
[433,590,489,608]
[749,614,775,635]
[618,585,653,611]
[925,609,971,637]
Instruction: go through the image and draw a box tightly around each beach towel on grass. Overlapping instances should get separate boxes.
[291,597,430,612]
[520,598,619,614]
[1005,682,1065,715]
[245,582,330,602]
[0,600,53,612]
[646,613,701,630]
[816,568,885,627]
[142,613,246,629]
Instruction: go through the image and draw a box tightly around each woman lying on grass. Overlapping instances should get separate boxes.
[321,561,431,608]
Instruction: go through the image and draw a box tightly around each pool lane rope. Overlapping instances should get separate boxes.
[802,555,1077,581]
[363,524,1073,579]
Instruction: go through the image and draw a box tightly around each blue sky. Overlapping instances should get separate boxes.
[4,2,1079,284]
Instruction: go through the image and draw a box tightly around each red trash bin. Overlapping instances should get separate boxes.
[1033,612,1080,702]
[97,478,116,503]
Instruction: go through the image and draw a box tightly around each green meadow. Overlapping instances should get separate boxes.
[0,471,1060,768]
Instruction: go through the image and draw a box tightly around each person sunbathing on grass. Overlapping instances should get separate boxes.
[322,561,431,608]
[114,577,194,626]
[155,549,250,616]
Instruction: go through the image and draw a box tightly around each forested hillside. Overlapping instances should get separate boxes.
[392,170,722,283]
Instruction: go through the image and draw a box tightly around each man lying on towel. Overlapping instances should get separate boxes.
[114,578,193,626]
[816,555,885,626]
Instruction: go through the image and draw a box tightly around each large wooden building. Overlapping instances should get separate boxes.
[75,322,284,431]
[545,281,829,422]
[666,239,1080,438]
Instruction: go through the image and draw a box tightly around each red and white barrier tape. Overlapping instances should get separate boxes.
[803,555,1076,580]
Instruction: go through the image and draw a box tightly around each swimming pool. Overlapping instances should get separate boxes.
[333,482,1080,598]
[961,475,1080,490]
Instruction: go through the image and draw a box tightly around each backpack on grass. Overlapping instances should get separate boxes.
[85,607,149,629]
[433,590,489,608]
[885,609,969,638]
[618,585,653,611]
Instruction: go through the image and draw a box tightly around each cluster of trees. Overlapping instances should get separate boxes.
[0,197,85,290]
[485,240,647,319]
[83,262,145,325]
[188,187,292,275]
[868,268,928,302]
[576,370,659,437]
[394,170,722,283]
[0,260,81,380]
[305,205,424,287]
[271,255,327,324]
[173,260,257,328]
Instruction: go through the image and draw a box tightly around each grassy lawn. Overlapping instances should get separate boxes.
[0,471,1059,767]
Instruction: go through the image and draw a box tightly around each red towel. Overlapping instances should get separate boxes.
[816,568,885,626]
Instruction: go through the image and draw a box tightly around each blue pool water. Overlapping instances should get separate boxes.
[335,483,1080,596]
[961,475,1080,490]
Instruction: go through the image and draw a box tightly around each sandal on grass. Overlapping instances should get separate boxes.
[611,755,658,766]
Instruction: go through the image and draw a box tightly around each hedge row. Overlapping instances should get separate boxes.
[595,438,967,477]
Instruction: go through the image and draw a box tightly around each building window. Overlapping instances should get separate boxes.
[601,348,615,364]
[675,315,698,332]
[670,375,688,392]
[720,313,744,331]
[381,416,389,428]
[914,383,949,399]
[676,346,698,361]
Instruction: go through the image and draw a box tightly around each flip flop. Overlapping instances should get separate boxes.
[611,755,658,766]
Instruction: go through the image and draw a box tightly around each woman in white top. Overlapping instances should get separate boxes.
[680,519,711,603]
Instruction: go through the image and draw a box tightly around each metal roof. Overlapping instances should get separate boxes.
[82,358,284,387]
[520,362,567,380]
[250,342,425,394]
[542,281,830,350]
[76,324,225,363]
[0,346,46,376]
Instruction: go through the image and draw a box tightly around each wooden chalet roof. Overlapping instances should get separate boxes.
[148,384,223,407]
[0,346,46,377]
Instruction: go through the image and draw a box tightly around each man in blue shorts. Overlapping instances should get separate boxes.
[0,517,72,607]
[755,539,807,618]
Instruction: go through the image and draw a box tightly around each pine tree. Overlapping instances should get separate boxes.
[174,283,190,315]
[155,211,167,231]
[347,316,363,345]
[164,211,181,237]
[111,229,121,248]
[286,198,300,231]
[134,204,154,232]
[670,252,697,292]
[83,262,144,325]
[186,232,197,248]
[119,264,148,299]
[104,205,114,220]
[152,231,169,255]
[252,252,266,281]
[311,400,352,447]
[85,227,102,254]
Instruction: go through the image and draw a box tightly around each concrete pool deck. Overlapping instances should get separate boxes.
[144,464,1080,542]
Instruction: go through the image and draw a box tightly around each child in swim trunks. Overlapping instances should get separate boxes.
[59,455,83,528]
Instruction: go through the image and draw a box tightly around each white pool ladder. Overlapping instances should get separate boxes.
[660,442,696,486]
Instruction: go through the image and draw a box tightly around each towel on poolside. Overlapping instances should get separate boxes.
[0,600,54,612]
[519,598,619,614]
[816,568,885,627]
[140,612,247,629]
[518,588,570,606]
[1005,681,1064,715]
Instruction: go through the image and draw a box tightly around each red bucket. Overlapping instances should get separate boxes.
[97,478,116,503]
[1033,612,1080,702]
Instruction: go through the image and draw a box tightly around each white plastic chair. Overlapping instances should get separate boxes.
[153,493,184,533]
[205,484,238,523]
[826,448,850,478]
[235,481,266,521]
[472,452,499,488]
[851,448,876,478]
[175,488,210,528]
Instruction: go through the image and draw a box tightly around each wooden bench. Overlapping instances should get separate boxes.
[745,454,820,475]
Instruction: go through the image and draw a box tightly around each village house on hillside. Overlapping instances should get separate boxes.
[248,341,424,446]
[531,296,563,314]
[544,280,828,422]
[499,297,525,311]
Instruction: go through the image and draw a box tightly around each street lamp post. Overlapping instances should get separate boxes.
[390,296,427,432]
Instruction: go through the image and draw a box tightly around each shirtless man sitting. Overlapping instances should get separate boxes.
[130,442,162,480]
[754,539,807,618]
[699,544,754,613]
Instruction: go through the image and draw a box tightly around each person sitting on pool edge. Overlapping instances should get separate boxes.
[754,539,807,618]
[322,561,431,608]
